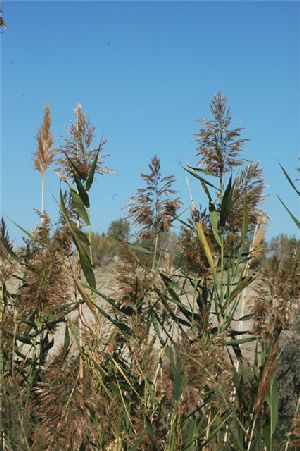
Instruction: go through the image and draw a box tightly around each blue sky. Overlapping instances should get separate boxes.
[1,1,300,244]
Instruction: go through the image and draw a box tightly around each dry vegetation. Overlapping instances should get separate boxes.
[1,93,299,450]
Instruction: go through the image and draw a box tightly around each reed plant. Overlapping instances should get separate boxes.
[1,94,299,450]
[128,155,181,271]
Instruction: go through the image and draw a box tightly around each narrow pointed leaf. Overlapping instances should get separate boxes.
[86,148,100,191]
[60,189,96,288]
[73,170,90,207]
[71,224,90,246]
[223,275,254,311]
[233,313,254,322]
[173,363,183,401]
[70,189,90,225]
[64,153,87,180]
[209,203,221,246]
[195,218,215,271]
[155,288,191,328]
[8,218,34,240]
[75,279,97,315]
[160,272,201,322]
[278,196,300,229]
[63,324,70,358]
[86,284,135,315]
[279,162,300,197]
[220,176,233,227]
[0,238,22,263]
[184,166,219,190]
[128,242,152,254]
[268,376,279,435]
[186,164,217,177]
[93,301,131,334]
[226,336,256,346]
[63,153,90,207]
[241,194,248,239]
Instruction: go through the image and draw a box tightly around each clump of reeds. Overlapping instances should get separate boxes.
[34,352,102,450]
[251,247,300,338]
[176,207,213,276]
[0,218,16,284]
[17,216,72,317]
[2,95,299,450]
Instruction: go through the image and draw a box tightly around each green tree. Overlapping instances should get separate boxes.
[107,218,130,241]
[267,234,299,260]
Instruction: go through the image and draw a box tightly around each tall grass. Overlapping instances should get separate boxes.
[0,93,299,450]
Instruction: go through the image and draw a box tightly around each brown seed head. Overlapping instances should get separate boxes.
[33,105,55,175]
[194,91,246,177]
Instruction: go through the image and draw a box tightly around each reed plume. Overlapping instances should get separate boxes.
[194,91,247,182]
[17,215,72,318]
[128,155,180,240]
[177,208,212,276]
[32,105,55,216]
[34,354,101,450]
[229,162,265,231]
[128,155,181,270]
[251,247,300,338]
[57,104,112,181]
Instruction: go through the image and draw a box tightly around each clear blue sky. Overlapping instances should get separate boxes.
[2,1,300,244]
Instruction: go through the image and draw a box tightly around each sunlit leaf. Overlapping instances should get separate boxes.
[209,203,221,246]
[70,189,90,225]
[279,162,300,197]
[195,217,215,271]
[278,196,300,230]
[60,189,95,288]
[184,166,219,190]
[86,148,100,191]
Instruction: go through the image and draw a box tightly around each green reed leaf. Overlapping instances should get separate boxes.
[278,196,300,230]
[186,165,217,177]
[73,170,90,207]
[60,189,95,288]
[241,194,249,239]
[268,376,279,435]
[0,237,22,263]
[8,218,34,240]
[86,148,100,191]
[64,154,90,207]
[184,166,219,190]
[226,336,256,346]
[209,203,221,246]
[279,162,300,197]
[220,176,233,227]
[128,242,153,254]
[173,363,183,401]
[71,224,90,246]
[70,189,90,225]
